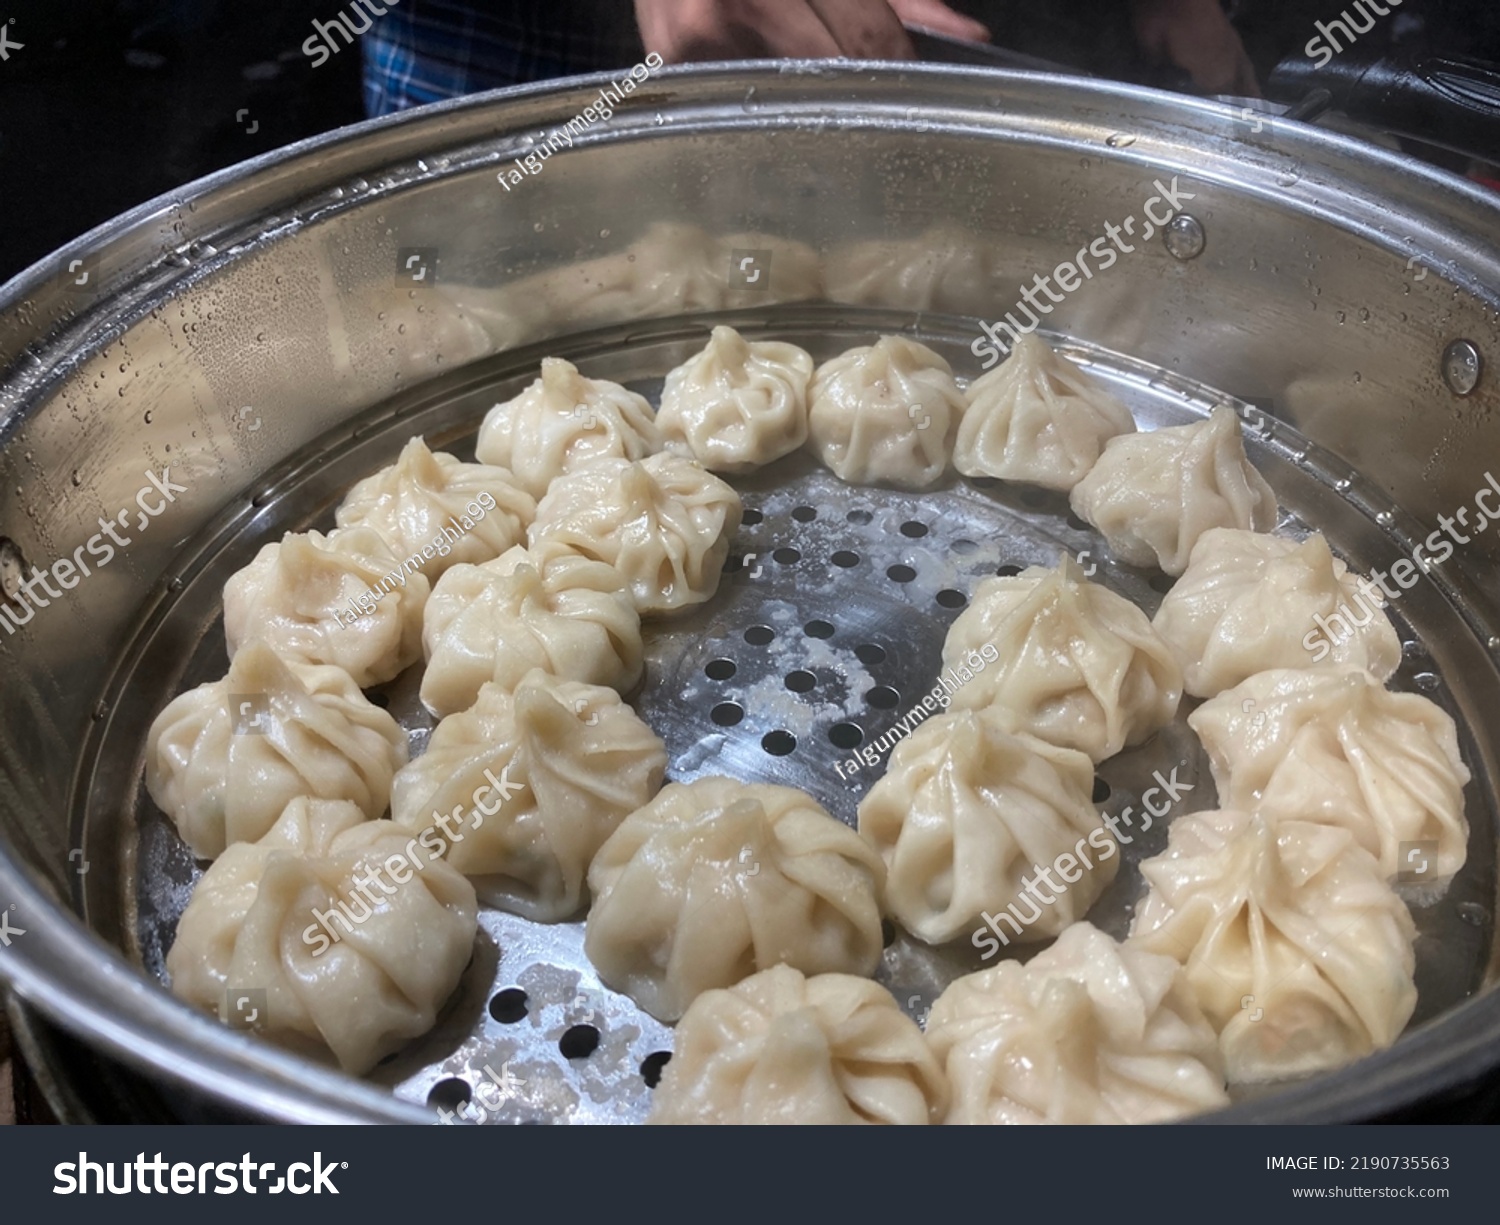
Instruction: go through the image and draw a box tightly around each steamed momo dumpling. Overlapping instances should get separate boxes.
[954,333,1136,491]
[166,798,477,1074]
[1153,529,1401,698]
[391,670,666,920]
[145,640,408,859]
[656,326,813,473]
[528,452,741,616]
[942,554,1182,762]
[823,225,1000,315]
[806,335,965,488]
[420,541,643,718]
[712,230,825,305]
[1128,808,1417,1083]
[474,357,663,499]
[222,526,429,687]
[334,437,534,579]
[516,223,727,328]
[585,777,885,1022]
[649,965,948,1125]
[1190,669,1470,880]
[858,708,1116,947]
[926,923,1228,1124]
[1070,406,1278,576]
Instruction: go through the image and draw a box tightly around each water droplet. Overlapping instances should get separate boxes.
[1359,307,1370,321]
[1376,510,1394,526]
[1336,310,1346,324]
[1487,635,1500,652]
[1163,214,1206,261]
[377,311,386,321]
[1105,132,1136,148]
[1458,902,1488,928]
[1275,165,1301,187]
[70,471,81,487]
[1441,339,1483,395]
[397,323,407,334]
[533,221,544,232]
[1079,156,1091,169]
[599,228,610,239]
[1414,671,1440,692]
[1335,478,1352,492]
[349,178,369,194]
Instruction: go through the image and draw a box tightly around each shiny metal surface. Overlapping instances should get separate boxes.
[97,319,1500,1122]
[0,64,1497,1123]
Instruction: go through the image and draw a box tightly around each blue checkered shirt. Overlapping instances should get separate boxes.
[362,0,646,115]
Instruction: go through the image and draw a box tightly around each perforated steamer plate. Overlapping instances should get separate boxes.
[85,309,1499,1124]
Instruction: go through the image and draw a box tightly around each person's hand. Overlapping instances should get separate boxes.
[633,0,990,63]
[887,0,990,42]
[1131,0,1259,96]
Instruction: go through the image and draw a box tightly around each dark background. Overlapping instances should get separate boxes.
[0,1,1496,285]
[0,1,367,283]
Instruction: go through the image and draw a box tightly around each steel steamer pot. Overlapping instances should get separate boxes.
[0,64,1496,1124]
